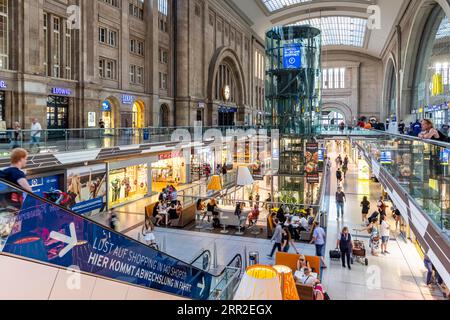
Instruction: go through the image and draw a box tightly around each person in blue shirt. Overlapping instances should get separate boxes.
[412,120,422,137]
[310,222,327,268]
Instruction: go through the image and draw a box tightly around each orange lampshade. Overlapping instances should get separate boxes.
[207,175,222,191]
[273,265,300,301]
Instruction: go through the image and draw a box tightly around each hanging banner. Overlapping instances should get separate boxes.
[0,194,212,300]
[67,165,107,216]
[305,143,319,184]
[283,44,302,69]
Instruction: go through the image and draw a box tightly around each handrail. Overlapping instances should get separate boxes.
[190,249,212,270]
[370,129,450,149]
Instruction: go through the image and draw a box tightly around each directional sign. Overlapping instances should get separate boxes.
[49,223,77,258]
[283,44,302,69]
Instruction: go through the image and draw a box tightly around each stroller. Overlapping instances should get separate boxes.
[352,231,369,266]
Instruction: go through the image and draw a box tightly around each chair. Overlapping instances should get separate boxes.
[204,211,214,231]
[296,284,315,301]
[235,216,247,236]
[195,210,205,229]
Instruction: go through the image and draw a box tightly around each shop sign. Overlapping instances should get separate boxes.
[218,106,238,113]
[380,151,392,165]
[0,80,7,89]
[0,195,212,300]
[52,87,72,96]
[122,94,134,105]
[102,101,111,112]
[283,44,302,69]
[159,150,182,160]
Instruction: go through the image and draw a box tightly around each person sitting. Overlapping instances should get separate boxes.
[299,268,319,286]
[297,254,311,271]
[176,201,183,218]
[298,216,309,232]
[152,201,163,227]
[285,217,299,240]
[207,198,218,215]
[248,205,260,226]
[276,205,286,224]
[196,199,205,211]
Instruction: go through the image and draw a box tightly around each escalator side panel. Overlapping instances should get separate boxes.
[0,187,212,300]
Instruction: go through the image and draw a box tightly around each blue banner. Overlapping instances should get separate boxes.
[380,151,392,165]
[283,44,302,69]
[0,195,212,300]
[28,175,62,198]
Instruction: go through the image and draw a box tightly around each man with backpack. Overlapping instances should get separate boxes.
[0,148,32,192]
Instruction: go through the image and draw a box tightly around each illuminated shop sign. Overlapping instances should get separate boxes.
[159,150,183,160]
[52,87,72,96]
[0,80,7,89]
[122,94,134,105]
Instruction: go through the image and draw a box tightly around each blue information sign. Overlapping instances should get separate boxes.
[380,151,392,165]
[1,196,213,300]
[28,175,62,198]
[283,44,302,69]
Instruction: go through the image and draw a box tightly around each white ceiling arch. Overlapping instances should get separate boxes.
[228,0,407,58]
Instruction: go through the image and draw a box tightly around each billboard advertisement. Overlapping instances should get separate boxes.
[0,193,212,300]
[305,143,320,184]
[283,44,302,69]
[67,164,107,215]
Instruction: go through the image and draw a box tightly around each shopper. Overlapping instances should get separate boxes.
[264,193,273,210]
[341,163,348,179]
[142,219,156,247]
[281,227,293,253]
[0,148,32,192]
[355,218,380,256]
[424,255,434,286]
[310,222,327,268]
[335,187,346,220]
[360,196,371,225]
[377,196,387,215]
[248,204,260,226]
[276,205,286,224]
[392,206,402,231]
[380,215,391,254]
[267,219,283,259]
[30,118,42,150]
[412,120,422,137]
[153,201,164,226]
[398,120,405,134]
[419,119,448,142]
[336,226,353,269]
[10,122,22,150]
[299,268,319,285]
[255,192,261,207]
[109,209,119,231]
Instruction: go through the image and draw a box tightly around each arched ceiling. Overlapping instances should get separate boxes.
[228,0,408,58]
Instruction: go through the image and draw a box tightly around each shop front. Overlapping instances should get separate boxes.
[152,151,187,192]
[218,106,237,126]
[108,158,153,209]
[191,147,216,181]
[47,87,72,139]
[102,100,114,129]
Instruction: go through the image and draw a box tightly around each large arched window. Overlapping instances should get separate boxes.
[387,64,397,120]
[214,62,238,103]
[412,7,450,116]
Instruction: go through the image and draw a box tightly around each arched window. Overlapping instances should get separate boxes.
[387,64,397,120]
[214,62,238,103]
[160,104,169,127]
[412,6,450,118]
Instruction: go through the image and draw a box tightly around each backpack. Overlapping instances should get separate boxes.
[437,130,450,143]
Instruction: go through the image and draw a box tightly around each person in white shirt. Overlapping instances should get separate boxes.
[30,118,42,149]
[380,215,391,254]
[299,216,309,231]
[299,268,318,286]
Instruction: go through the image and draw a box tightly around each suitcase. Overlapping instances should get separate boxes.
[329,250,341,260]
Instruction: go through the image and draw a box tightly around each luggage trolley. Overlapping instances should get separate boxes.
[352,231,369,266]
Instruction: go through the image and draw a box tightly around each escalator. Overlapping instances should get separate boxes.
[0,179,243,300]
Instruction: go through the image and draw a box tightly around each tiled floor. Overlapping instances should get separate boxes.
[321,142,443,300]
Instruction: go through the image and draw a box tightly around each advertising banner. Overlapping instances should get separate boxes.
[67,165,107,215]
[283,44,302,69]
[0,194,212,300]
[305,143,319,184]
[28,175,63,198]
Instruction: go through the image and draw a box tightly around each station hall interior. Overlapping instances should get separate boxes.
[0,0,449,302]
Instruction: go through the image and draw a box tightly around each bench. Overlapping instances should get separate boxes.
[275,252,321,279]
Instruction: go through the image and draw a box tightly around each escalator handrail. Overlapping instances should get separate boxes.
[0,177,222,279]
[190,249,212,268]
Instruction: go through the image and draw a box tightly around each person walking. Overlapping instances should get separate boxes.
[255,192,261,207]
[268,219,283,259]
[360,196,371,225]
[336,227,353,270]
[142,219,156,247]
[30,118,42,150]
[424,255,434,286]
[109,209,119,231]
[341,163,348,179]
[282,227,298,253]
[310,222,327,268]
[335,187,346,220]
[10,122,22,150]
[380,215,391,255]
[336,168,343,183]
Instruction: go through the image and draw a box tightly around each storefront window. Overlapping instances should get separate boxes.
[412,7,450,120]
[387,66,397,120]
[0,91,4,121]
[109,164,148,207]
[151,152,186,192]
[47,96,69,136]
